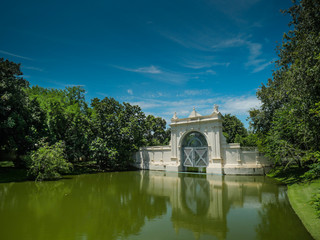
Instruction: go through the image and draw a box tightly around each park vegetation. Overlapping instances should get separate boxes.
[0,0,319,212]
[249,0,320,181]
[0,59,170,180]
[248,0,320,222]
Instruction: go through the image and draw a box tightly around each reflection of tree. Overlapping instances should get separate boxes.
[256,193,313,240]
[0,172,167,240]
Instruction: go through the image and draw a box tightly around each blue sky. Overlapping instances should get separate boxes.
[0,0,293,127]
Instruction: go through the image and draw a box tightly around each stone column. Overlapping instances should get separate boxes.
[171,130,178,161]
[215,127,221,159]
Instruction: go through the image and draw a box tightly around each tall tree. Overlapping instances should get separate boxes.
[249,0,320,165]
[90,97,147,169]
[0,58,44,165]
[222,114,248,144]
[27,86,92,161]
[144,115,170,146]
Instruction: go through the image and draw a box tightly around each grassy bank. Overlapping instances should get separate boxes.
[268,167,320,240]
[287,180,320,240]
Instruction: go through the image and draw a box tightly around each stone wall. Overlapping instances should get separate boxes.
[133,107,271,175]
[133,144,271,175]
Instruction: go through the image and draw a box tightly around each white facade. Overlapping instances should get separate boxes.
[134,106,271,175]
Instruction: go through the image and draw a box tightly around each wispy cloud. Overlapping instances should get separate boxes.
[127,94,259,124]
[222,95,261,115]
[0,50,33,61]
[22,66,44,72]
[211,36,273,73]
[127,89,133,95]
[159,28,272,73]
[177,89,211,97]
[181,61,230,70]
[113,64,188,84]
[115,65,162,74]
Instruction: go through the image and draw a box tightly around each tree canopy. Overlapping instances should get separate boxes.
[0,59,170,173]
[249,0,320,168]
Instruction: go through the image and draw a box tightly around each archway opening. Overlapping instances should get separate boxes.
[181,131,208,172]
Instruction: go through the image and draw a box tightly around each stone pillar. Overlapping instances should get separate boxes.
[171,130,178,162]
[215,127,221,159]
[212,128,217,158]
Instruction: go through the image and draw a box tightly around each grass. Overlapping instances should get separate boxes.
[287,180,320,240]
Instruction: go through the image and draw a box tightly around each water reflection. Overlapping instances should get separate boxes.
[0,171,313,240]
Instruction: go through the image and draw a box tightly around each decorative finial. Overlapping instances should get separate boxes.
[172,112,178,119]
[193,106,195,111]
[214,104,219,113]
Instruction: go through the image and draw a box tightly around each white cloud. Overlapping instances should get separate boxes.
[113,65,187,84]
[221,96,261,115]
[177,89,211,97]
[127,94,260,127]
[206,69,217,75]
[211,36,273,73]
[0,50,33,61]
[127,89,133,95]
[182,61,230,69]
[22,66,44,72]
[115,65,161,74]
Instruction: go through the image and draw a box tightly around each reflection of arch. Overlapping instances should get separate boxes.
[181,131,208,168]
[180,175,210,216]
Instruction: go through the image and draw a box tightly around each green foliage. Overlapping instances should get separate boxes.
[27,86,92,162]
[90,97,149,170]
[222,114,249,144]
[28,141,72,181]
[145,115,170,146]
[310,191,320,218]
[249,0,320,170]
[0,58,45,166]
[267,165,307,184]
[1,59,170,172]
[89,137,119,170]
[302,153,320,181]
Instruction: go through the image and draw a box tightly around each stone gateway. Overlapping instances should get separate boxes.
[134,106,271,175]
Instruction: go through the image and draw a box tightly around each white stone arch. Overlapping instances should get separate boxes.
[179,130,209,169]
[134,106,271,175]
[178,129,209,149]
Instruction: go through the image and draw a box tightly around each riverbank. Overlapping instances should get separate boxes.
[287,180,320,240]
[267,167,320,240]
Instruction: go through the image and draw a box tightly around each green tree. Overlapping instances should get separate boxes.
[249,0,320,167]
[90,97,147,170]
[222,114,248,144]
[145,115,170,146]
[0,58,45,165]
[28,141,72,181]
[27,86,92,162]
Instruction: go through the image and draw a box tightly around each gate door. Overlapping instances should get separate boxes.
[182,132,208,168]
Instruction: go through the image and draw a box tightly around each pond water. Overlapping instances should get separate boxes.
[0,171,313,240]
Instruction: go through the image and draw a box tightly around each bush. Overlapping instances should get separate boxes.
[89,137,119,170]
[310,191,320,218]
[28,141,72,181]
[302,163,320,182]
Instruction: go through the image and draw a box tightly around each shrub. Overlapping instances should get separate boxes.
[89,137,119,170]
[28,141,72,181]
[301,152,320,182]
[310,191,320,218]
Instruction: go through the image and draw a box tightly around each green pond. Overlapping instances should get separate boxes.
[0,171,313,240]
